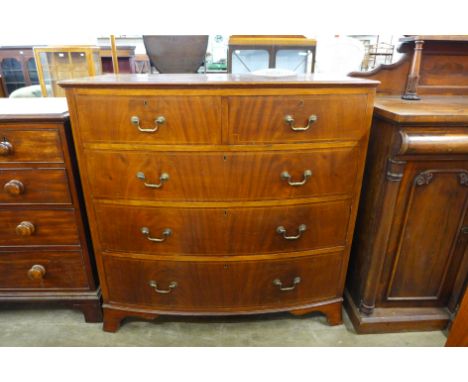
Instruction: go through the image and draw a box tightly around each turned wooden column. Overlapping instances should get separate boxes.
[402,39,424,100]
[359,158,406,315]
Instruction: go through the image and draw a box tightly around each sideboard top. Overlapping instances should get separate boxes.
[374,96,468,124]
[0,98,68,122]
[59,73,379,89]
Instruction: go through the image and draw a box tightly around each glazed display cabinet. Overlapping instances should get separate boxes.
[34,46,102,97]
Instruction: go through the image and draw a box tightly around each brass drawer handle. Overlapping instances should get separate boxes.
[276,224,307,240]
[0,138,13,156]
[281,170,312,186]
[16,221,35,236]
[273,276,301,291]
[28,264,46,281]
[4,179,25,195]
[136,171,169,188]
[284,114,317,131]
[149,280,177,294]
[141,227,172,242]
[131,115,166,133]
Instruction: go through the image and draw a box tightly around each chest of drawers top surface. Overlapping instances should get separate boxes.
[0,98,68,122]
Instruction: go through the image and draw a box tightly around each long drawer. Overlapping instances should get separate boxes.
[103,252,343,311]
[0,168,71,204]
[95,200,350,255]
[74,95,222,144]
[86,147,359,201]
[0,208,80,246]
[228,95,369,143]
[0,128,64,163]
[0,250,88,289]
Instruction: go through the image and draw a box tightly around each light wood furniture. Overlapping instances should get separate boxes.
[0,46,40,96]
[0,75,6,97]
[61,73,377,332]
[34,46,102,97]
[228,35,316,74]
[446,284,468,346]
[0,98,101,321]
[347,36,468,333]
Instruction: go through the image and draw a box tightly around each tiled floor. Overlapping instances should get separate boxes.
[0,306,447,346]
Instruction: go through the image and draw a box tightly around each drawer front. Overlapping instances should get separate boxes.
[103,252,343,310]
[86,147,358,201]
[0,251,88,289]
[0,209,80,246]
[228,95,369,143]
[95,200,350,255]
[75,95,222,144]
[0,168,71,204]
[0,129,63,163]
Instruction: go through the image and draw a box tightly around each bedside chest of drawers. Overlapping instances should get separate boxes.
[0,98,101,322]
[61,73,377,332]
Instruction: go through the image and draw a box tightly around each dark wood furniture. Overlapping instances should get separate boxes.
[0,46,40,96]
[61,73,377,332]
[0,75,6,97]
[347,36,468,333]
[143,36,208,73]
[99,46,136,74]
[0,98,101,322]
[228,36,317,74]
[446,284,468,346]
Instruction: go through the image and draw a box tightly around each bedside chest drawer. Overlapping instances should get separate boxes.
[228,95,368,143]
[75,95,222,144]
[95,200,350,255]
[86,146,358,201]
[0,251,88,289]
[0,128,64,163]
[103,252,343,311]
[0,209,80,246]
[0,168,71,204]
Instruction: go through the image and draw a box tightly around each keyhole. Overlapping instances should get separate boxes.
[223,155,227,161]
[143,100,148,106]
[223,264,229,269]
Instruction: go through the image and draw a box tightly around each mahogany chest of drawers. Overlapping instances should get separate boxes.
[61,73,377,332]
[0,98,101,321]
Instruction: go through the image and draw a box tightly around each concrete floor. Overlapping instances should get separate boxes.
[0,306,447,346]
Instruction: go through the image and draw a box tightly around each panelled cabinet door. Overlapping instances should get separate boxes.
[380,161,468,307]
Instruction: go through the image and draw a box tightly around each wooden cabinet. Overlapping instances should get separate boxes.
[227,36,316,74]
[0,46,40,96]
[347,36,468,333]
[0,98,101,322]
[61,73,377,332]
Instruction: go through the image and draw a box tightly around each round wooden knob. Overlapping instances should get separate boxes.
[16,221,35,236]
[4,179,24,196]
[0,140,13,156]
[27,264,46,281]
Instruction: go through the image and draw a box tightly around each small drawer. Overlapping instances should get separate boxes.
[75,95,222,144]
[0,250,88,289]
[103,252,343,311]
[228,95,369,143]
[95,200,350,255]
[0,168,71,204]
[0,208,80,246]
[86,146,358,201]
[0,128,64,163]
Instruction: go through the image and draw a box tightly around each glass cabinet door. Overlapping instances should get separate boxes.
[231,49,269,73]
[275,49,311,73]
[1,58,26,94]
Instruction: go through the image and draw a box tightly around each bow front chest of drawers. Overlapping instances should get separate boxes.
[61,74,377,332]
[0,98,101,321]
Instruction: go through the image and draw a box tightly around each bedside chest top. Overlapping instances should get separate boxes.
[59,73,379,89]
[374,95,468,124]
[0,98,68,122]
